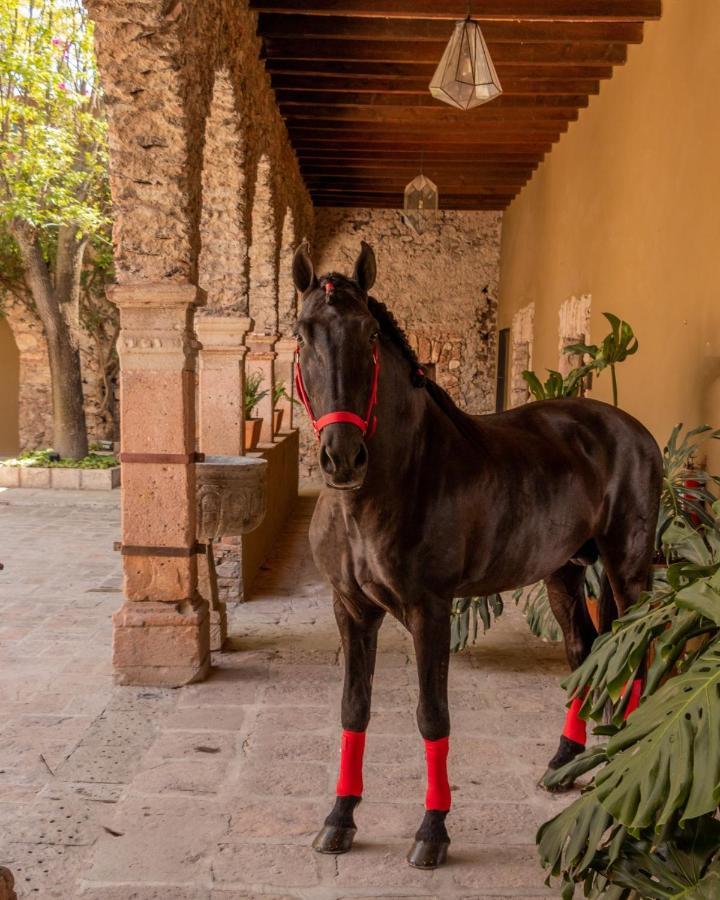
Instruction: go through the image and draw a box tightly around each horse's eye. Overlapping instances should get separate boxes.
[294,333,304,346]
[370,331,379,343]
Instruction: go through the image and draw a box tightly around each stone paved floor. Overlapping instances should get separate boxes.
[0,486,570,899]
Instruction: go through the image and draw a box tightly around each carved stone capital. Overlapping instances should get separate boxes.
[196,316,253,357]
[110,282,206,372]
[246,331,278,360]
[196,456,268,541]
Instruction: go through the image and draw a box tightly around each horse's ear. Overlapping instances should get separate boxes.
[292,241,317,294]
[352,241,376,293]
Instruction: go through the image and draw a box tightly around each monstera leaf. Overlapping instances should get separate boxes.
[449,594,503,652]
[564,592,678,721]
[602,817,720,900]
[537,784,614,888]
[595,640,720,828]
[514,580,562,642]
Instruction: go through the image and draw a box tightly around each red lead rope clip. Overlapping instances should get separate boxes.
[294,344,380,441]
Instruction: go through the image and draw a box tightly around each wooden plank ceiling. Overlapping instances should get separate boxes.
[252,1,661,210]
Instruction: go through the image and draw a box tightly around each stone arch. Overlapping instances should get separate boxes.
[277,208,297,336]
[1,297,52,450]
[509,302,535,407]
[558,294,592,375]
[0,315,20,455]
[248,154,279,334]
[198,68,248,314]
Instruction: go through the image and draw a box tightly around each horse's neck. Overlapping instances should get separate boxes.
[363,347,448,489]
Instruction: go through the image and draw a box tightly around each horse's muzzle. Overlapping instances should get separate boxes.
[319,426,368,490]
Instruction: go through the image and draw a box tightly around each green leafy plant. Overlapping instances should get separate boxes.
[450,594,503,652]
[564,312,638,408]
[538,502,720,898]
[657,424,720,547]
[523,366,593,402]
[1,0,110,458]
[1,449,118,469]
[244,371,269,419]
[513,580,563,643]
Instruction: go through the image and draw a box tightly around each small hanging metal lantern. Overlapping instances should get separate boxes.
[429,16,502,111]
[403,173,438,235]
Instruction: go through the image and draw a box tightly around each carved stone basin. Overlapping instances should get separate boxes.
[196,455,267,541]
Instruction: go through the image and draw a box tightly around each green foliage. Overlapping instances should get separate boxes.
[523,366,592,401]
[564,312,638,407]
[538,502,720,897]
[450,594,503,653]
[0,0,108,233]
[244,371,269,419]
[2,448,117,469]
[522,312,637,407]
[514,580,563,643]
[658,424,720,547]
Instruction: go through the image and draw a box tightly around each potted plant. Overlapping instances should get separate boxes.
[272,380,289,434]
[244,371,268,451]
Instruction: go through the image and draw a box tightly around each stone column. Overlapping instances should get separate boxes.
[246,333,277,443]
[195,316,252,649]
[196,317,252,455]
[274,337,297,431]
[110,282,210,687]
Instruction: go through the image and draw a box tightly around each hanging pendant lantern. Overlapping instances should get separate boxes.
[403,173,438,236]
[429,16,502,111]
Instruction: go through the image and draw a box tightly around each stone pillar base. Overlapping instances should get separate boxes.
[112,598,210,687]
[209,607,228,653]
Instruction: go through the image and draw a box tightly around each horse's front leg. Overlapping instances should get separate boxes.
[407,608,452,869]
[313,593,384,855]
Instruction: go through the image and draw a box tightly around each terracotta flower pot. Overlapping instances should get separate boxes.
[273,408,284,434]
[245,417,262,451]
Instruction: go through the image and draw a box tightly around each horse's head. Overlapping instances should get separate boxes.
[292,240,379,491]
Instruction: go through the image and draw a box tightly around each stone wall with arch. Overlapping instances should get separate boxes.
[87,0,313,302]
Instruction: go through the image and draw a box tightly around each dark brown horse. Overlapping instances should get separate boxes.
[292,241,662,869]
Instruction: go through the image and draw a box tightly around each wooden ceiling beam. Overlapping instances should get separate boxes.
[306,176,527,189]
[266,60,616,79]
[300,162,538,174]
[284,107,575,124]
[251,1,661,22]
[290,137,564,151]
[262,38,629,65]
[297,150,544,162]
[258,14,644,43]
[311,194,514,207]
[272,75,601,95]
[278,91,588,109]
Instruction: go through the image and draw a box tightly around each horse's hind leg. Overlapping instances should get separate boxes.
[313,594,384,855]
[543,563,598,790]
[595,513,656,713]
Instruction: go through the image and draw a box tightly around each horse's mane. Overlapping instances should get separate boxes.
[367,295,483,442]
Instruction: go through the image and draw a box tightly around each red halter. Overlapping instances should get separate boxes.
[294,344,380,441]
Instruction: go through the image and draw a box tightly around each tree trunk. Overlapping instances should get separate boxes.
[11,221,89,459]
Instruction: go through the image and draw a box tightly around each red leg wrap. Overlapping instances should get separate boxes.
[562,696,587,745]
[623,679,643,719]
[424,737,451,811]
[336,729,366,797]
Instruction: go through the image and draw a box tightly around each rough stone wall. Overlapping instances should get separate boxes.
[509,302,534,408]
[87,0,313,299]
[304,208,502,480]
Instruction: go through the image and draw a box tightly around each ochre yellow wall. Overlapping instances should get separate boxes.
[0,317,20,457]
[499,0,720,469]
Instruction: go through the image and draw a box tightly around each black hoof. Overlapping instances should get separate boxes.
[541,735,585,792]
[407,839,449,869]
[540,769,577,793]
[312,824,357,854]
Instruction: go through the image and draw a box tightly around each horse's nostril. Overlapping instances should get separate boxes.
[354,443,368,470]
[320,446,336,475]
